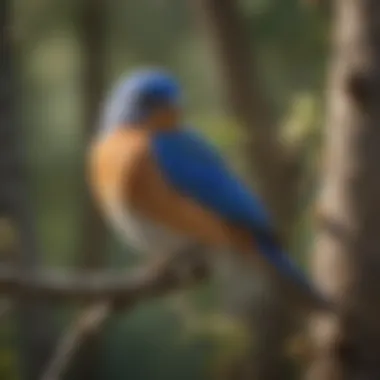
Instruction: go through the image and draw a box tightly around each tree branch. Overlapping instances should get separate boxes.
[0,248,209,303]
[34,248,209,380]
[41,302,111,380]
[0,248,207,380]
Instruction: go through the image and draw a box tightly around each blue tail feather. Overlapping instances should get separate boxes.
[256,236,331,310]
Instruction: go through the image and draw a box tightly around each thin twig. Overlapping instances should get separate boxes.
[41,302,111,380]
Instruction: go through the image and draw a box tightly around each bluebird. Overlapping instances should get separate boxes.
[88,68,330,310]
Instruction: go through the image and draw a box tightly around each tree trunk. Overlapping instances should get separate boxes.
[79,0,107,264]
[193,0,300,235]
[308,1,380,379]
[74,0,107,379]
[0,2,55,379]
[193,1,301,379]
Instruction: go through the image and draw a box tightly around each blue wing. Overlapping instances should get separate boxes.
[150,127,321,299]
[151,128,272,229]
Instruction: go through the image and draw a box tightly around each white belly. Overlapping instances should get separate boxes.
[104,199,193,256]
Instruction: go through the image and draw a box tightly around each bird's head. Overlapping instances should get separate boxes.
[101,68,182,133]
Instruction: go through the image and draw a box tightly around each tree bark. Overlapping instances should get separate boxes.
[74,0,107,379]
[0,2,55,379]
[308,1,380,379]
[193,1,301,379]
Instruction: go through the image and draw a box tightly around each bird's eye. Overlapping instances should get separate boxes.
[139,92,161,109]
[138,90,174,114]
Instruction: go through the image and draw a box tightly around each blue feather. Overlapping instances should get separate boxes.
[100,69,181,133]
[151,127,316,293]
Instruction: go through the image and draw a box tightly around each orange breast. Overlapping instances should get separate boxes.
[87,127,193,255]
[88,128,146,210]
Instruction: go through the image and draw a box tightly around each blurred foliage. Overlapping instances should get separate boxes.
[1,0,330,379]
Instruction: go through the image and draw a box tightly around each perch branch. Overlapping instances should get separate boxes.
[37,247,209,380]
[0,247,209,302]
